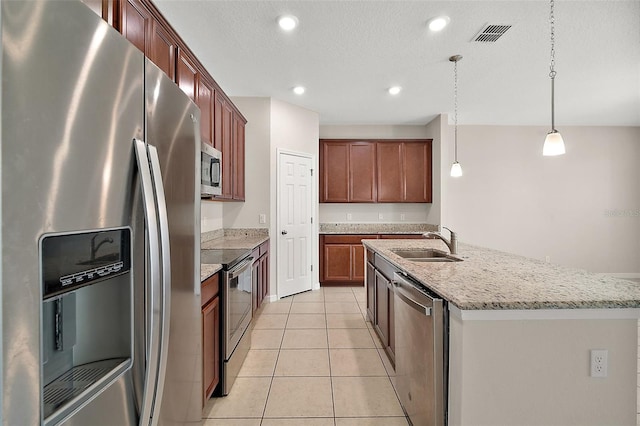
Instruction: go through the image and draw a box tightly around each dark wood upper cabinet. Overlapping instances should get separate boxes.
[321,139,431,203]
[219,101,233,199]
[149,19,177,80]
[349,142,377,202]
[320,140,376,203]
[377,140,432,203]
[176,48,197,102]
[197,75,214,146]
[96,0,248,203]
[321,142,349,202]
[376,142,403,202]
[233,113,245,201]
[213,92,224,152]
[120,0,151,54]
[404,141,432,203]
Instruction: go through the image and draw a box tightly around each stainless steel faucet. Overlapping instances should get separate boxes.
[423,226,458,255]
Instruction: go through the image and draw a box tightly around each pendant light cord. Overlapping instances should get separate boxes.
[549,0,557,131]
[454,58,458,162]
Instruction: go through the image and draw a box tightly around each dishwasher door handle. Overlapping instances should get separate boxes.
[393,275,431,316]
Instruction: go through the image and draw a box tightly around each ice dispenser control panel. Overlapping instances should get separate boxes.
[40,228,131,299]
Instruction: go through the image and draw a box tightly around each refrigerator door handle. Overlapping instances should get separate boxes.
[133,139,162,426]
[147,144,172,424]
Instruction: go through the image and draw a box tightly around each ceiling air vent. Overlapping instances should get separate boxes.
[472,24,512,42]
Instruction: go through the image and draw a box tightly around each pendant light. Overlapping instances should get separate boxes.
[449,55,463,177]
[542,0,566,156]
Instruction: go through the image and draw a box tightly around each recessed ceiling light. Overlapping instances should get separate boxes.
[278,15,299,31]
[293,86,305,95]
[428,16,450,32]
[388,86,402,95]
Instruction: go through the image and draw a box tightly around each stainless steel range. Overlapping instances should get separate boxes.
[201,249,253,395]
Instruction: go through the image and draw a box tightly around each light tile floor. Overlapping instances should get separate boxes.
[203,286,409,426]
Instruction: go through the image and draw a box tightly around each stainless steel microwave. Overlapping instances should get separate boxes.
[201,143,222,197]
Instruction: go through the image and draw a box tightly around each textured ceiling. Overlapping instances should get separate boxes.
[154,0,640,126]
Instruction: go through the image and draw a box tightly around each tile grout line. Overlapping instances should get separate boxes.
[326,291,337,424]
[259,297,291,424]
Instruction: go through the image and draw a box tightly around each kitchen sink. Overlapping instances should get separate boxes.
[391,249,463,262]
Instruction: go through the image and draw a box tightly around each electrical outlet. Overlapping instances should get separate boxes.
[545,255,550,263]
[400,213,406,221]
[259,214,266,224]
[590,349,608,377]
[378,213,384,220]
[346,213,352,221]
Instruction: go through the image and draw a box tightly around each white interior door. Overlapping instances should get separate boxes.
[277,151,313,298]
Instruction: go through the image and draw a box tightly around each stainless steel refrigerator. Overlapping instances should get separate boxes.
[1,1,202,424]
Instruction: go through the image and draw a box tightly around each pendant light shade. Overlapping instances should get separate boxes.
[449,55,463,177]
[543,131,565,156]
[450,162,463,177]
[543,0,566,156]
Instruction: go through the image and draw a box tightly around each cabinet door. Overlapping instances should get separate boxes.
[149,20,177,80]
[120,0,151,54]
[388,287,395,361]
[197,76,214,146]
[81,0,115,23]
[404,141,432,202]
[232,114,245,201]
[251,257,260,314]
[374,270,389,347]
[176,48,197,102]
[323,244,352,282]
[376,142,403,202]
[202,296,220,401]
[220,101,234,199]
[351,244,366,281]
[366,261,376,322]
[260,253,269,303]
[213,91,224,152]
[321,142,349,202]
[349,142,377,202]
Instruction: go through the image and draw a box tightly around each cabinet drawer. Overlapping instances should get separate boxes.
[259,240,269,256]
[374,253,397,281]
[201,273,220,307]
[323,234,378,244]
[379,234,424,239]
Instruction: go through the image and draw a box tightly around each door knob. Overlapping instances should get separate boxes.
[281,230,288,235]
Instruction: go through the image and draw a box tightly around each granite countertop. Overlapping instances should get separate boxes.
[363,239,640,311]
[319,223,438,235]
[201,264,223,282]
[200,228,270,282]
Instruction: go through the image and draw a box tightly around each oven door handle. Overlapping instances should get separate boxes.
[228,257,254,280]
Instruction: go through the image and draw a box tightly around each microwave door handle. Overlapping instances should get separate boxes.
[133,139,162,426]
[147,144,172,424]
[212,159,220,186]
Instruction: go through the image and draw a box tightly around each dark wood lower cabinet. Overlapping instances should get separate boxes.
[320,234,376,285]
[367,250,396,364]
[201,273,220,403]
[320,234,424,285]
[252,240,270,314]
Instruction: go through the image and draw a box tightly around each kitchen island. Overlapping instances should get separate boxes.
[363,238,640,426]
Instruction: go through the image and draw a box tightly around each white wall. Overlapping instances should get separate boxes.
[424,116,443,226]
[318,124,437,224]
[270,99,320,290]
[440,120,640,274]
[200,200,223,233]
[225,97,271,229]
[449,316,637,426]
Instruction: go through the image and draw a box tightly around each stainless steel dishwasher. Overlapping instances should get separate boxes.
[393,272,448,426]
